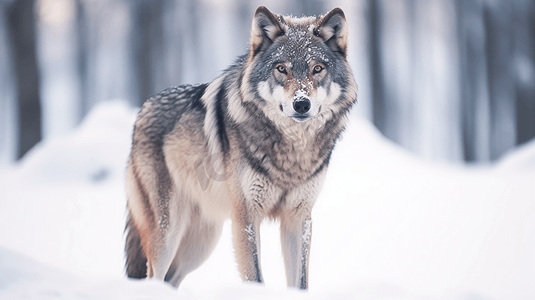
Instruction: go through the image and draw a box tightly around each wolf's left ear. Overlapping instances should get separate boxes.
[314,8,348,57]
[250,6,284,58]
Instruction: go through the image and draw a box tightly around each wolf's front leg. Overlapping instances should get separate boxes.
[280,211,313,289]
[231,200,264,283]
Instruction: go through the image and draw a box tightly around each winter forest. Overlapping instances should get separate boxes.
[1,0,534,165]
[1,1,535,299]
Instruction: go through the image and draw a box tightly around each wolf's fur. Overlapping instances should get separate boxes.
[125,6,357,289]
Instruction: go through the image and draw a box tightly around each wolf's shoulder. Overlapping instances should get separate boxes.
[133,83,209,143]
[139,83,208,118]
[149,83,208,108]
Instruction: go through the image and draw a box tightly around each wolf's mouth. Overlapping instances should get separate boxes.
[292,114,310,122]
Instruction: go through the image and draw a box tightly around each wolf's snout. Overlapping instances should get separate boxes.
[293,98,311,114]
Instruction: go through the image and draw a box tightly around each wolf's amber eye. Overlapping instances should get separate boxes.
[276,65,287,74]
[313,65,324,74]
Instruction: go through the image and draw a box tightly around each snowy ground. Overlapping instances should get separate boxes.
[0,101,534,300]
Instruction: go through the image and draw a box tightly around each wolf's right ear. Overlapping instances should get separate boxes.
[250,6,284,59]
[314,8,348,57]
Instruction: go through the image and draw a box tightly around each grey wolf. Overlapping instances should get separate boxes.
[124,6,357,290]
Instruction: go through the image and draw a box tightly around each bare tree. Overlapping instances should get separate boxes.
[130,0,165,106]
[456,0,490,161]
[513,0,535,146]
[367,0,387,136]
[180,0,201,83]
[159,0,183,88]
[75,0,89,122]
[484,0,517,160]
[6,0,41,159]
[235,0,253,54]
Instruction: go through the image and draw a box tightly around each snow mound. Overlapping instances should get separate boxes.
[16,100,138,184]
[0,246,183,300]
[497,138,535,170]
[0,247,68,289]
[0,100,138,279]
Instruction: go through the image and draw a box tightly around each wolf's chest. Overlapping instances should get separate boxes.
[249,137,327,189]
[233,119,334,188]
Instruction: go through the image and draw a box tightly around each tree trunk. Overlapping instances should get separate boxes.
[457,0,491,162]
[75,0,89,122]
[130,0,165,106]
[513,0,535,146]
[368,0,386,135]
[6,0,41,159]
[484,1,516,160]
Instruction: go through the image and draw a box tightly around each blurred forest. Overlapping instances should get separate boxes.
[0,0,534,165]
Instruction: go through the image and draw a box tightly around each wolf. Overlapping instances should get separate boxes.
[124,6,357,290]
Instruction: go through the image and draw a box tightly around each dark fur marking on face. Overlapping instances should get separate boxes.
[318,73,330,91]
[268,80,276,95]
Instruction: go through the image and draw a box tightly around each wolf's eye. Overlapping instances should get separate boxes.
[276,65,287,74]
[313,65,324,74]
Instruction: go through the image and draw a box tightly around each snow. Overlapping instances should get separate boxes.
[1,100,535,299]
[497,138,535,170]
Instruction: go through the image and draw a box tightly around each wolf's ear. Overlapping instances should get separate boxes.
[250,6,284,58]
[314,8,348,57]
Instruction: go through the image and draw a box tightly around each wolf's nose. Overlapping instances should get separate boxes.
[293,98,311,114]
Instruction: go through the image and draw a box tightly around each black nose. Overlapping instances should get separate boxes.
[293,98,311,114]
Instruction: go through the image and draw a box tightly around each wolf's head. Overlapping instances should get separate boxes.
[240,6,357,128]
